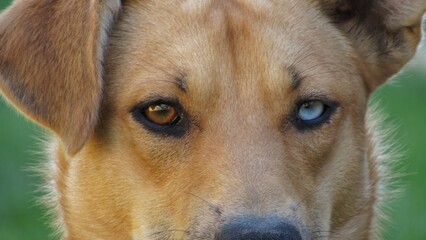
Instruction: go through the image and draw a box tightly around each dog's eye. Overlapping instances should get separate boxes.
[145,103,180,125]
[298,101,325,121]
[132,100,188,137]
[292,99,337,130]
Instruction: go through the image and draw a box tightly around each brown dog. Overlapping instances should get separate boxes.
[0,0,425,239]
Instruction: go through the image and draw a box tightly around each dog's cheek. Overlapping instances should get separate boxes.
[62,148,135,238]
[283,104,368,215]
[283,116,344,176]
[71,141,195,238]
[317,110,369,231]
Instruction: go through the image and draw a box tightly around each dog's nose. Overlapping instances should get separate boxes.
[214,216,302,240]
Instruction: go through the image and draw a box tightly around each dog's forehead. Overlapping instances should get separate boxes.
[107,0,361,106]
[180,0,275,13]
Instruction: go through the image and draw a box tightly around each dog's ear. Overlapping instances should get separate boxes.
[0,1,121,155]
[319,0,426,92]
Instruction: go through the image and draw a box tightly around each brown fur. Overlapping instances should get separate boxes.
[0,0,425,239]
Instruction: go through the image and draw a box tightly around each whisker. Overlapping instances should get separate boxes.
[184,191,222,215]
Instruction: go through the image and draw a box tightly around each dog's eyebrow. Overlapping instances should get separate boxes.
[174,72,188,93]
[288,66,303,89]
[145,63,188,92]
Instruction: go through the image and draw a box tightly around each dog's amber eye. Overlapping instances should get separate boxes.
[132,100,188,137]
[145,104,179,125]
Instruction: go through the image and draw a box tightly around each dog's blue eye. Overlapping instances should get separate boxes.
[298,101,325,121]
[291,99,337,131]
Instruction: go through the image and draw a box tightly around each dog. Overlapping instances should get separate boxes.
[0,0,425,239]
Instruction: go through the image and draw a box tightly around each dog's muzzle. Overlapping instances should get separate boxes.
[214,216,302,240]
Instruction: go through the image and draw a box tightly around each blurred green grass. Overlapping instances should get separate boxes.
[0,0,426,239]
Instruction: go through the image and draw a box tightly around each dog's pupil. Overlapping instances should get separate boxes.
[303,102,313,109]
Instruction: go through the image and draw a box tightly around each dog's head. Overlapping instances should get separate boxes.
[1,0,425,239]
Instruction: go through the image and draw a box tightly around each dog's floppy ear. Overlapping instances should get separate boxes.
[0,1,121,155]
[320,0,426,92]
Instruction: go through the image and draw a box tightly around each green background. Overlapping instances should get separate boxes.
[0,0,425,239]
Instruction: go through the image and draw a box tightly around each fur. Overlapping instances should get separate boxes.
[0,0,425,239]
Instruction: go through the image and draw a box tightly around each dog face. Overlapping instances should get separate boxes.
[0,0,425,239]
[96,1,370,238]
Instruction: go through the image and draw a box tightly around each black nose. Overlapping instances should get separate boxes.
[215,216,302,240]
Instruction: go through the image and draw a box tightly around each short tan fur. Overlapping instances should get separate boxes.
[0,0,425,239]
